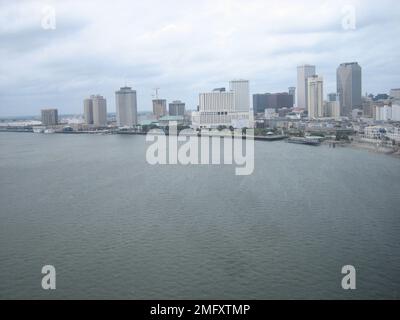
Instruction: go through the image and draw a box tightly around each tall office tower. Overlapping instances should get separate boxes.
[253,94,268,114]
[168,100,185,116]
[337,62,362,117]
[327,93,338,102]
[152,99,167,120]
[92,95,107,127]
[41,108,58,126]
[115,86,137,127]
[297,65,316,109]
[83,98,93,125]
[288,87,296,103]
[252,93,293,114]
[229,80,250,112]
[307,75,324,119]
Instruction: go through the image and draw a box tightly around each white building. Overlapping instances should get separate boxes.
[92,95,107,127]
[191,80,251,129]
[375,105,392,121]
[364,126,385,139]
[229,80,250,112]
[324,101,340,119]
[115,86,137,127]
[307,75,323,119]
[385,127,400,142]
[392,104,400,121]
[297,65,316,109]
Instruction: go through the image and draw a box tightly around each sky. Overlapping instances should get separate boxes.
[0,0,399,117]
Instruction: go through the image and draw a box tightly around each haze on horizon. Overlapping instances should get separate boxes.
[0,0,399,117]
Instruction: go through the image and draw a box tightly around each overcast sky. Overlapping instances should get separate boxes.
[0,0,399,117]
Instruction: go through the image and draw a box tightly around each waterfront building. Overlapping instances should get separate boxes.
[307,75,324,119]
[83,98,93,125]
[158,115,185,127]
[115,86,137,127]
[297,64,316,109]
[191,80,251,129]
[41,108,58,126]
[152,99,167,120]
[92,95,107,127]
[253,93,293,115]
[229,80,250,112]
[168,100,185,116]
[337,62,362,117]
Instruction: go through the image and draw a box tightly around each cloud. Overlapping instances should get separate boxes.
[0,0,399,116]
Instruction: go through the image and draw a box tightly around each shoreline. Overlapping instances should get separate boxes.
[1,130,399,158]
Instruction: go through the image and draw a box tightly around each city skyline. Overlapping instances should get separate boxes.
[0,0,399,117]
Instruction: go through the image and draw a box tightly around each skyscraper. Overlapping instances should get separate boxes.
[307,75,323,119]
[288,87,296,104]
[229,80,250,112]
[152,99,167,120]
[115,87,137,127]
[252,93,293,114]
[297,65,316,109]
[337,62,362,117]
[41,108,58,126]
[168,100,185,116]
[83,98,93,125]
[191,79,250,129]
[91,95,107,127]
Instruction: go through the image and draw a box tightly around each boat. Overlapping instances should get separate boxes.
[33,127,45,133]
[287,137,321,146]
[44,128,56,134]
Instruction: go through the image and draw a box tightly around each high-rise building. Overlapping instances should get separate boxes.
[168,100,185,116]
[92,95,107,127]
[337,62,362,117]
[83,98,93,125]
[115,87,137,127]
[152,99,167,120]
[253,94,268,114]
[324,101,340,119]
[229,80,250,112]
[191,79,251,129]
[41,108,58,126]
[252,93,293,114]
[297,65,316,109]
[288,87,296,104]
[307,75,324,119]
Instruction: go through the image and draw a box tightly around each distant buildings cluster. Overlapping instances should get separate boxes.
[38,62,399,130]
